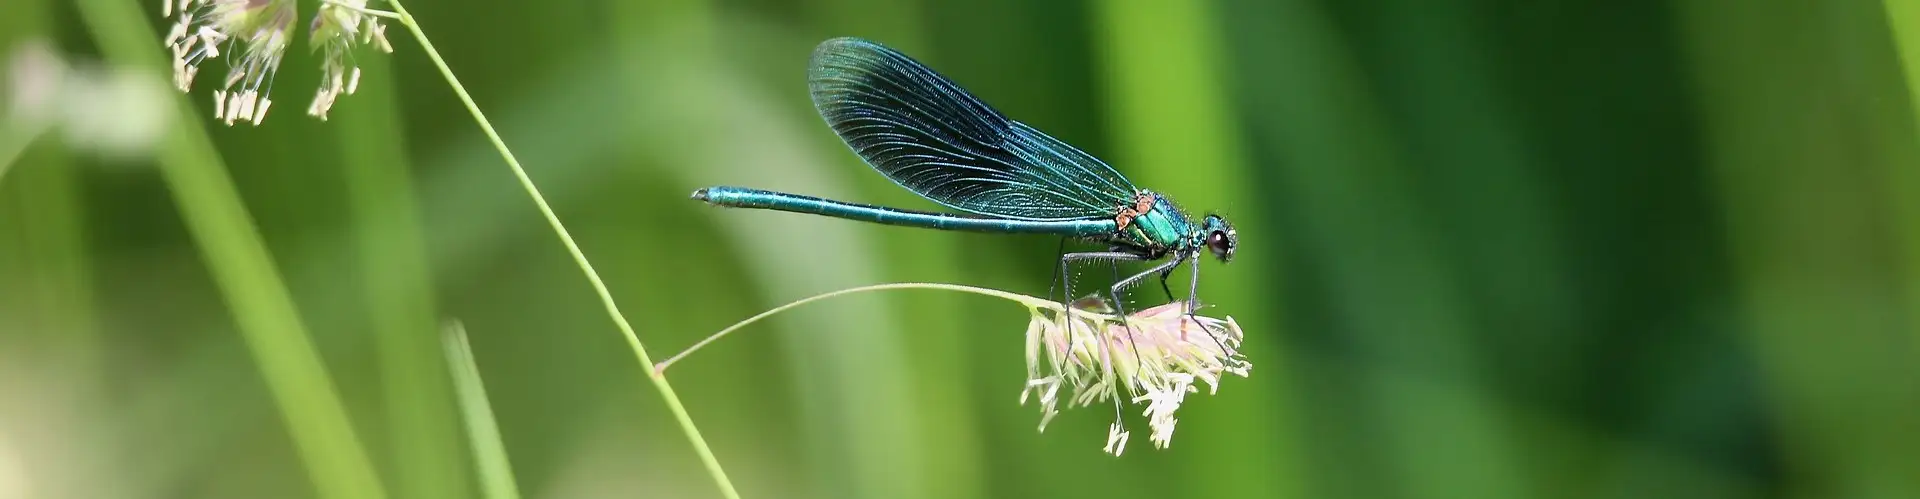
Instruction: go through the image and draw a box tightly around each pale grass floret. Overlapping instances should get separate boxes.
[308,0,393,120]
[161,0,395,124]
[1020,301,1250,456]
[164,0,293,126]
[1102,422,1130,455]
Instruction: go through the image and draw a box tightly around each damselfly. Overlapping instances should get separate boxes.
[693,37,1238,323]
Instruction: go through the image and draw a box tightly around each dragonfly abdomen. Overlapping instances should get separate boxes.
[694,186,1117,236]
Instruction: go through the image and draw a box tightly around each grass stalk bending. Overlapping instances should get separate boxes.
[381,2,741,497]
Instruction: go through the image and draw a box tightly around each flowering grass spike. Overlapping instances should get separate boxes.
[165,0,292,125]
[163,0,393,125]
[1021,301,1251,455]
[308,0,393,120]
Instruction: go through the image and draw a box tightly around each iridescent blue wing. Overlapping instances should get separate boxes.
[808,37,1138,221]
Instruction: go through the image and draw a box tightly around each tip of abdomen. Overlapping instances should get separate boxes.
[690,188,711,201]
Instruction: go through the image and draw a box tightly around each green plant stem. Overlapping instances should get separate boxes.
[334,51,463,498]
[382,2,739,498]
[442,322,522,499]
[1880,0,1920,359]
[72,1,386,498]
[655,283,1068,374]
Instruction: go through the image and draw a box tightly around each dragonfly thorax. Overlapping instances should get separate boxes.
[1113,191,1194,257]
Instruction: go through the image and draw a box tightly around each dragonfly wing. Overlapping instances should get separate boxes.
[808,37,1138,221]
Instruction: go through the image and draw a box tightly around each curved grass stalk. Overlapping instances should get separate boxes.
[379,2,739,498]
[656,282,1085,374]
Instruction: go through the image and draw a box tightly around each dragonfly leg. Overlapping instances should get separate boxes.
[1147,250,1202,313]
[1047,238,1070,304]
[1106,256,1185,362]
[1111,256,1183,297]
[1176,254,1231,353]
[1115,255,1230,354]
[1059,251,1145,311]
[1186,252,1202,314]
[1062,251,1152,370]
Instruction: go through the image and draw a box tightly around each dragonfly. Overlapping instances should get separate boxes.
[692,37,1238,323]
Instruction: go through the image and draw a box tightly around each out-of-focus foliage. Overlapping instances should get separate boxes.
[3,0,1919,498]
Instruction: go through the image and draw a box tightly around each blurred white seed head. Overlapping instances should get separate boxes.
[308,0,392,120]
[1019,300,1250,456]
[7,41,171,158]
[59,67,173,158]
[6,40,64,126]
[164,0,296,125]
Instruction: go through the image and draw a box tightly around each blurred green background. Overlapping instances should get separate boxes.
[5,0,1920,497]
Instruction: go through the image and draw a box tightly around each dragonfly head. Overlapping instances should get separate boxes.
[1200,214,1237,263]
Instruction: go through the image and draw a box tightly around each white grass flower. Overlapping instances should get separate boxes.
[307,0,393,120]
[165,0,295,125]
[1020,300,1250,455]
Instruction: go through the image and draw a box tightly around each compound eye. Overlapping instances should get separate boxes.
[1206,230,1233,259]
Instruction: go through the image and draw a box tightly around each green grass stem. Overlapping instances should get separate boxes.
[382,2,741,497]
[441,322,522,499]
[333,52,466,498]
[1879,0,1920,358]
[71,1,387,498]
